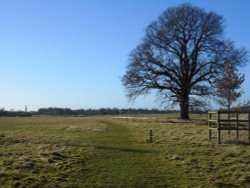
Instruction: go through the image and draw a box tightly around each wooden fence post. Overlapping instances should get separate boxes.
[217,111,221,144]
[236,113,239,141]
[208,112,212,141]
[149,130,153,143]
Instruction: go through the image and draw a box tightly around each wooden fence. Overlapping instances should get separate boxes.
[208,111,250,144]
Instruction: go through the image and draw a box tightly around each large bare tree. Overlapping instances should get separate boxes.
[122,3,247,119]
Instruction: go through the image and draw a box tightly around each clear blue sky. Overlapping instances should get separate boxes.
[0,0,249,111]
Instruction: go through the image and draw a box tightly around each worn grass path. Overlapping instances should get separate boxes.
[0,117,183,187]
[80,120,181,187]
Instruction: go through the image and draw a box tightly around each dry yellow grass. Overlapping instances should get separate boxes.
[0,115,249,187]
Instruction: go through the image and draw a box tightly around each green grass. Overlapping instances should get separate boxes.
[0,115,249,187]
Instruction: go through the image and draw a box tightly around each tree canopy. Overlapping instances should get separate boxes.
[122,3,247,119]
[216,61,245,110]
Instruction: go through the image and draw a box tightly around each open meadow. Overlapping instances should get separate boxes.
[0,114,250,187]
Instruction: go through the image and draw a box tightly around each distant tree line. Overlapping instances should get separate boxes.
[0,110,32,117]
[1,104,250,117]
[36,107,170,116]
[232,101,250,111]
[0,107,172,117]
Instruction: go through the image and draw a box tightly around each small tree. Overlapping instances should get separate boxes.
[216,61,245,111]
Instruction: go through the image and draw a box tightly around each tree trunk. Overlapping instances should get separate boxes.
[180,97,190,120]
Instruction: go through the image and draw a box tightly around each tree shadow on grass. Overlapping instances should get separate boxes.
[224,140,250,145]
[94,145,155,154]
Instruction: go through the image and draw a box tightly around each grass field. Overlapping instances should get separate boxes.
[0,115,249,187]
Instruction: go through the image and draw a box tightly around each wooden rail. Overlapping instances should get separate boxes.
[208,111,250,144]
